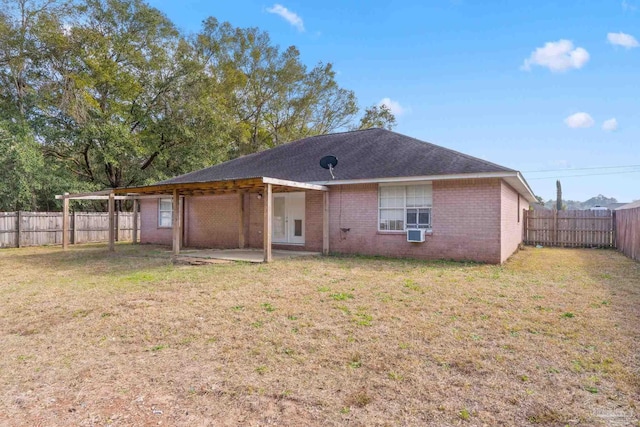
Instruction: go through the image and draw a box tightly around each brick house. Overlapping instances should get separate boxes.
[121,128,536,264]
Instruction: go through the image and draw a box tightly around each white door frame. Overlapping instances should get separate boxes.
[272,192,305,245]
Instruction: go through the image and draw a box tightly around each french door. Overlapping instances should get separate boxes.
[272,192,305,245]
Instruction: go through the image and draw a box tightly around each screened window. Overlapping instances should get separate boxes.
[379,184,432,231]
[158,198,173,228]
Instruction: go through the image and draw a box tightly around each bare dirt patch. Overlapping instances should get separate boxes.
[0,244,638,426]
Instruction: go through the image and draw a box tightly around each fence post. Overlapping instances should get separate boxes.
[62,193,70,250]
[553,210,558,247]
[115,202,120,242]
[612,210,616,248]
[71,211,76,245]
[108,193,115,251]
[16,211,21,248]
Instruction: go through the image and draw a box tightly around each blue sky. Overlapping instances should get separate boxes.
[146,0,639,202]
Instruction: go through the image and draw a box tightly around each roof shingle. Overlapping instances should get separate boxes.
[161,128,514,185]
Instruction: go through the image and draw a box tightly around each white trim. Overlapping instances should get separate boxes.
[310,171,537,204]
[158,198,173,228]
[272,192,305,244]
[378,184,433,232]
[262,177,328,191]
[55,191,168,200]
[310,171,513,186]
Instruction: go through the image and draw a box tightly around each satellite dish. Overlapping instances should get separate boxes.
[319,155,338,179]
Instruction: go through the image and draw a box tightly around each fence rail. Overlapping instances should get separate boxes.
[0,211,139,248]
[523,210,615,248]
[615,207,640,261]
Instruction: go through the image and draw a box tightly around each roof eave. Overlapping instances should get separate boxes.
[309,171,538,203]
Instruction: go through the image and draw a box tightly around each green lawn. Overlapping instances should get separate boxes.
[0,244,639,426]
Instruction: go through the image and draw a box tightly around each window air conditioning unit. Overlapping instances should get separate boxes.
[406,228,426,243]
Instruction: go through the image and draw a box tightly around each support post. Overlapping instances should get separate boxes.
[263,184,272,263]
[132,199,138,244]
[179,196,184,249]
[238,192,245,249]
[172,189,181,256]
[62,192,69,250]
[323,191,329,255]
[108,192,115,252]
[115,203,120,242]
[16,211,21,248]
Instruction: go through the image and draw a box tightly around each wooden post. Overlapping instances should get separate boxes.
[62,192,69,250]
[132,199,139,244]
[16,211,21,248]
[108,192,115,252]
[179,196,184,249]
[263,184,272,263]
[553,209,558,247]
[115,201,120,242]
[238,192,245,249]
[323,191,329,255]
[172,189,181,256]
[72,211,77,245]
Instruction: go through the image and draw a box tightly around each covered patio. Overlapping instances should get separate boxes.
[57,176,329,263]
[176,248,321,263]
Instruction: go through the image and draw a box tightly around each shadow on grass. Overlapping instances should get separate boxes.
[0,243,175,277]
[326,251,485,271]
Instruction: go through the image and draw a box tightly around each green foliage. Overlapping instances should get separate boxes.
[0,0,378,208]
[330,292,354,301]
[0,122,44,210]
[356,104,397,130]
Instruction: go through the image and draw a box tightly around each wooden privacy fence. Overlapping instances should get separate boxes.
[0,211,139,248]
[615,207,640,261]
[523,210,615,248]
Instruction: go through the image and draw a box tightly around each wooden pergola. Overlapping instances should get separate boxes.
[58,176,329,263]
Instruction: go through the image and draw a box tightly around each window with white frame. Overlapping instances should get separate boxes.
[379,184,432,231]
[158,198,173,228]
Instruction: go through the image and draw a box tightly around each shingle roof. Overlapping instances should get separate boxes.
[161,128,515,185]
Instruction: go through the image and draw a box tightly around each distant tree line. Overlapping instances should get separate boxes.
[0,0,395,211]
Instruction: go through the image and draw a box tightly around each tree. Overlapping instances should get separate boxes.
[0,0,380,208]
[0,0,75,121]
[356,104,396,130]
[0,122,44,210]
[36,0,228,189]
[195,18,358,157]
[556,180,562,211]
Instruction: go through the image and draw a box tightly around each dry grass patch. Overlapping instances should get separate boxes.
[0,244,639,426]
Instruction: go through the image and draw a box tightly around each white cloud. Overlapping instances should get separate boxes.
[607,32,639,48]
[564,112,594,128]
[521,40,590,72]
[602,118,618,131]
[622,0,637,11]
[266,4,304,32]
[378,98,409,116]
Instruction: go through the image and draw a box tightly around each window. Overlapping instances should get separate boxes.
[158,198,173,228]
[379,184,432,231]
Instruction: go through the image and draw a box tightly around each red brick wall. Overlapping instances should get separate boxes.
[139,179,528,263]
[500,182,529,263]
[327,180,504,263]
[139,198,172,245]
[185,194,240,248]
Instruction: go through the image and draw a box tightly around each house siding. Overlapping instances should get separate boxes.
[139,178,527,263]
[327,179,503,263]
[184,194,240,248]
[139,198,172,245]
[500,181,529,263]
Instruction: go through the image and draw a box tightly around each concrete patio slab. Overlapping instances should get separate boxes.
[176,248,321,263]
